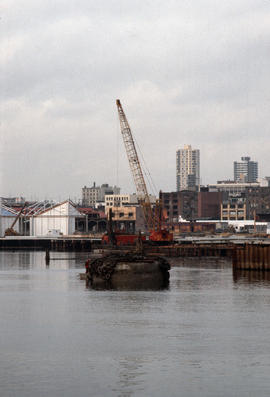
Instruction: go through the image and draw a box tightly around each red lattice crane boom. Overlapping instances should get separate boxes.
[116,99,173,243]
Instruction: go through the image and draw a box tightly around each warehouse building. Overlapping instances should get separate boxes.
[30,200,84,237]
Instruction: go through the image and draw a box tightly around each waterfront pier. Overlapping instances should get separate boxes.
[1,236,270,271]
[0,236,93,251]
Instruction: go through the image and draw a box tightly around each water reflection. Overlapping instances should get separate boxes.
[171,256,232,269]
[0,251,31,269]
[233,269,270,284]
[86,278,170,291]
[0,251,89,271]
[115,356,146,397]
[19,252,31,267]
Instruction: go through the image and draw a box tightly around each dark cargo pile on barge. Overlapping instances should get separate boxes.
[85,251,170,290]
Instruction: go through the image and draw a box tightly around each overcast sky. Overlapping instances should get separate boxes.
[1,0,269,201]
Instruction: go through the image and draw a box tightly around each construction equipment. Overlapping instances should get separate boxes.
[4,204,26,237]
[102,208,147,246]
[116,99,173,243]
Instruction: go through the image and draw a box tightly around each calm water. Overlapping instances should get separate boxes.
[0,251,270,397]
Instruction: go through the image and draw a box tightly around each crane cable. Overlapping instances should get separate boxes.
[132,133,159,197]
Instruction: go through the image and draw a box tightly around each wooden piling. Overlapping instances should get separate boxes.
[233,244,270,271]
[45,249,50,264]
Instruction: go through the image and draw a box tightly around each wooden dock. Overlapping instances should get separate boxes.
[0,236,94,251]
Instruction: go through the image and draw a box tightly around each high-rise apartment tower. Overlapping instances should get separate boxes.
[234,156,258,183]
[176,145,200,191]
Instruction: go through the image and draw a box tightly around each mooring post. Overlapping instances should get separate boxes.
[267,246,270,270]
[45,249,50,265]
[258,245,263,270]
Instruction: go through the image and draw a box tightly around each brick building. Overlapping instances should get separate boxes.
[197,191,223,219]
[246,186,270,221]
[161,191,198,222]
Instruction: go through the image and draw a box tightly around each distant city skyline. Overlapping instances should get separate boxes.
[1,147,268,203]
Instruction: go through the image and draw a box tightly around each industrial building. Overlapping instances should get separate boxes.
[105,194,131,209]
[105,205,147,233]
[106,206,137,233]
[221,203,247,220]
[208,181,259,194]
[82,182,120,207]
[30,200,84,237]
[104,193,156,211]
[246,186,270,222]
[197,191,223,219]
[176,145,200,191]
[77,207,107,233]
[161,191,198,222]
[208,183,270,222]
[161,190,223,223]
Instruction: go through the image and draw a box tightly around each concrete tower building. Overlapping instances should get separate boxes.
[176,145,200,191]
[234,157,258,183]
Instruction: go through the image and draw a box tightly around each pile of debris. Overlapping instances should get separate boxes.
[85,251,170,289]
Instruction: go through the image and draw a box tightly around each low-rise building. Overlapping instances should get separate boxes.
[106,204,149,233]
[104,193,156,210]
[221,203,247,220]
[259,177,270,187]
[161,190,223,223]
[82,182,120,207]
[246,186,270,222]
[105,194,131,209]
[106,205,136,233]
[161,191,198,222]
[173,222,216,234]
[77,207,107,233]
[30,200,84,236]
[208,181,259,194]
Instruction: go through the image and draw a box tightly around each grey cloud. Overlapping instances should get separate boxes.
[1,0,270,198]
